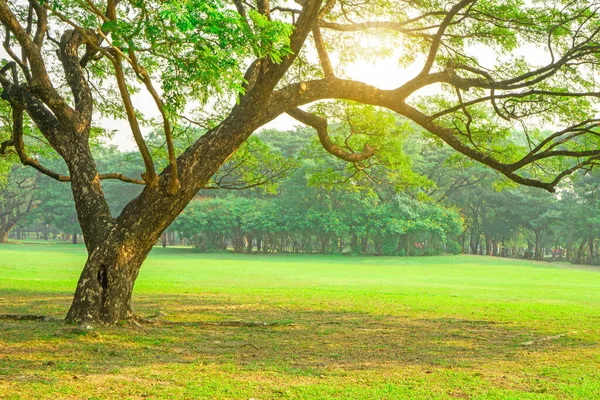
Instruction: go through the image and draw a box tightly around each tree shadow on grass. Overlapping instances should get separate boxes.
[0,292,591,387]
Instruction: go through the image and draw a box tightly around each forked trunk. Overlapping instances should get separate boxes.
[65,238,154,324]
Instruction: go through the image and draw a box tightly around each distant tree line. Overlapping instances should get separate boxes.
[1,125,600,264]
[173,195,463,255]
[419,144,600,264]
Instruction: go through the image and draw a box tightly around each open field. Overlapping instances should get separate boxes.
[0,243,599,399]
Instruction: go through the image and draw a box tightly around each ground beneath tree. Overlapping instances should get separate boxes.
[0,245,598,398]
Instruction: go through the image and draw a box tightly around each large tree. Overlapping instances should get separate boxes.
[0,0,599,324]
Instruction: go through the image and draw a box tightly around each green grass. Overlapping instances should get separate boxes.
[0,243,599,399]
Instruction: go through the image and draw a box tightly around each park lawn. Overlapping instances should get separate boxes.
[0,244,599,399]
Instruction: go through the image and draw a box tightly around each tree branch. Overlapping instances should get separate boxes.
[57,29,93,128]
[287,107,374,162]
[3,26,32,82]
[128,49,180,194]
[419,0,477,76]
[1,106,144,185]
[112,54,158,187]
[257,0,271,20]
[0,0,76,126]
[312,25,334,77]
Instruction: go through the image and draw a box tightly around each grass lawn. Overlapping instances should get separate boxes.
[0,243,599,399]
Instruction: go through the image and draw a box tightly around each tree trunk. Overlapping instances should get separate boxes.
[72,233,78,245]
[161,233,167,248]
[533,230,545,261]
[574,239,587,264]
[245,234,253,253]
[469,228,481,255]
[0,222,15,244]
[0,228,9,244]
[65,238,155,324]
[588,236,595,265]
[361,233,369,253]
[484,232,492,256]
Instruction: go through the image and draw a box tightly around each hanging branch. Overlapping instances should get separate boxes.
[128,49,180,194]
[287,108,374,162]
[312,25,334,77]
[111,55,158,187]
[1,105,145,185]
[3,27,31,82]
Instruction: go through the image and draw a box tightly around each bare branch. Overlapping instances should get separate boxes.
[28,0,47,47]
[1,106,144,185]
[3,26,32,82]
[318,0,335,18]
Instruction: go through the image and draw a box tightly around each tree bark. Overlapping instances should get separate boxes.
[65,236,155,324]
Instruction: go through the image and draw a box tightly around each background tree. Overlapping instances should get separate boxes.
[0,165,40,242]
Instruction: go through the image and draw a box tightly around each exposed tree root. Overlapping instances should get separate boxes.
[0,314,57,322]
